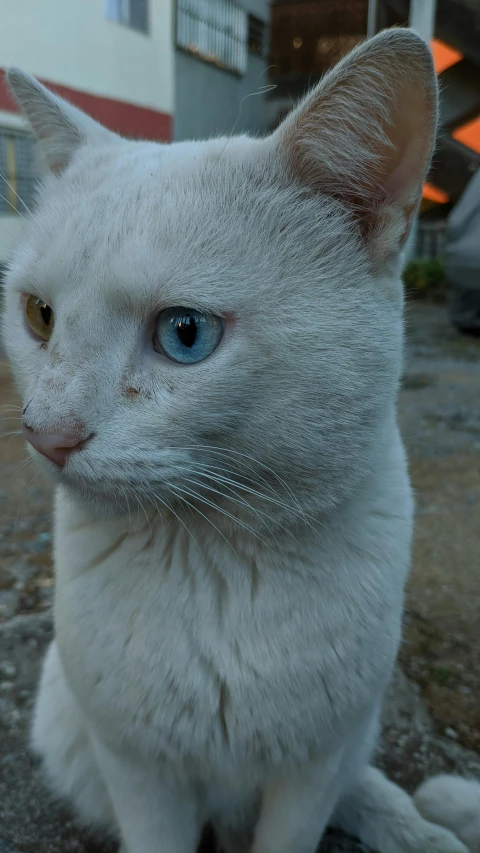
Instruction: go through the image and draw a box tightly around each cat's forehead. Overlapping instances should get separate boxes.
[16,134,284,309]
[66,134,260,202]
[39,135,265,248]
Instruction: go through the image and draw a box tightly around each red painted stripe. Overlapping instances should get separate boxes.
[0,68,172,142]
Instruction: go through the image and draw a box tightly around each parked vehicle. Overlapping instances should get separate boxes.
[445,170,480,334]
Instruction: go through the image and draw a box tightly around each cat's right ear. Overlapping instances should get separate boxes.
[270,29,437,260]
[7,68,118,174]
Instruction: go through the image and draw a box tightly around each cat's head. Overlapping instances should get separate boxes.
[3,30,437,530]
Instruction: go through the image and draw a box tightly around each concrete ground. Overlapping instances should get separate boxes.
[0,301,479,852]
[399,302,480,754]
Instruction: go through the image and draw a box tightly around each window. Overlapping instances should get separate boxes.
[248,14,265,57]
[0,131,36,215]
[104,0,148,33]
[270,0,367,84]
[176,0,248,75]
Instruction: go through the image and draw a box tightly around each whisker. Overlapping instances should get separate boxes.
[150,489,200,551]
[181,444,304,514]
[204,470,320,533]
[172,458,319,536]
[119,484,133,527]
[221,84,277,155]
[136,487,155,539]
[0,172,34,218]
[180,473,291,554]
[174,468,287,537]
[0,177,49,239]
[180,457,274,492]
[177,462,310,523]
[0,193,26,218]
[169,482,271,551]
[0,221,17,241]
[167,483,240,557]
[177,445,279,497]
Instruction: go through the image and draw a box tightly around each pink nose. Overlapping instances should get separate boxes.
[22,423,86,467]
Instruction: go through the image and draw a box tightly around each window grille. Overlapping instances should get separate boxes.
[248,14,265,56]
[176,0,248,75]
[0,131,36,215]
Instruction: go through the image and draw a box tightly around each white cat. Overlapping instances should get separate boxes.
[3,28,480,853]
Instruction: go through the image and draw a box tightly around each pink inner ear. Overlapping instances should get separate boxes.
[379,132,428,246]
[381,134,426,207]
[274,30,437,256]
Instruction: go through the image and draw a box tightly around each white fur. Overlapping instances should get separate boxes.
[3,28,475,853]
[415,776,480,852]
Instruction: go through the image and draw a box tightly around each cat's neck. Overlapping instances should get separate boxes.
[54,426,408,585]
[54,484,326,584]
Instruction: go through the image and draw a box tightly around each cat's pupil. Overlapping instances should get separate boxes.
[40,304,52,326]
[176,315,197,348]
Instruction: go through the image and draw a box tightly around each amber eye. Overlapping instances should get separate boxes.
[25,295,55,342]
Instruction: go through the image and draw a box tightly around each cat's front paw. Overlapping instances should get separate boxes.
[418,823,470,853]
[414,775,480,853]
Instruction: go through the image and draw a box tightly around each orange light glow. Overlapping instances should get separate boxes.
[453,116,480,155]
[430,38,463,74]
[422,182,450,204]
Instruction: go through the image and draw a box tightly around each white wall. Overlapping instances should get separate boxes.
[0,0,174,114]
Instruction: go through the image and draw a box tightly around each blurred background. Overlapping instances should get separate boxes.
[0,4,480,851]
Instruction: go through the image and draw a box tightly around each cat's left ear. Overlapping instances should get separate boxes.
[7,68,119,174]
[271,28,438,257]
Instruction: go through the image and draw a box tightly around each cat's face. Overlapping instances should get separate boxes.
[3,31,437,526]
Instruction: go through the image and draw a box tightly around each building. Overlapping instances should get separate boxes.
[0,0,270,270]
[175,0,270,141]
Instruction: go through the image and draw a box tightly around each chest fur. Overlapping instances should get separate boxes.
[54,512,407,783]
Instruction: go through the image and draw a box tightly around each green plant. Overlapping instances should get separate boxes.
[402,258,446,301]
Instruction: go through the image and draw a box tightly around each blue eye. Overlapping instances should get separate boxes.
[154,307,225,364]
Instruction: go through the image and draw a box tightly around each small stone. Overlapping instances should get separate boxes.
[445,727,458,739]
[0,662,17,679]
[459,685,471,695]
[8,708,21,723]
[37,531,51,544]
[0,589,20,619]
[0,681,14,693]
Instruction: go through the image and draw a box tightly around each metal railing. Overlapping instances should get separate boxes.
[0,131,36,215]
[176,0,247,75]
